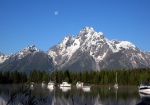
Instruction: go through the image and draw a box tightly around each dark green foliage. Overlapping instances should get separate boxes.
[1,68,150,85]
[0,70,27,84]
[29,69,42,83]
[50,68,150,85]
[29,69,50,83]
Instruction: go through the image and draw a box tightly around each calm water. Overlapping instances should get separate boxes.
[0,84,146,105]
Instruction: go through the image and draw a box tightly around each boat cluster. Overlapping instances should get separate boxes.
[30,81,91,92]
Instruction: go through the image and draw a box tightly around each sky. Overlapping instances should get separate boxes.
[0,0,150,55]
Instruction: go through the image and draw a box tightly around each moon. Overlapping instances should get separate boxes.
[54,11,59,15]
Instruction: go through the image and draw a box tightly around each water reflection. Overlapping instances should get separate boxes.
[47,86,54,92]
[0,84,142,105]
[137,92,150,105]
[60,87,71,92]
[82,87,91,92]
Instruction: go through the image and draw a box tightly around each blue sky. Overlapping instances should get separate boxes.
[0,0,150,55]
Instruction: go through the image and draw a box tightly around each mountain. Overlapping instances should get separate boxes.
[48,27,150,71]
[0,45,54,74]
[0,27,150,73]
[0,52,9,64]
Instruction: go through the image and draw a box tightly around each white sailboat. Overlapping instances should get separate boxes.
[114,72,118,89]
[139,83,150,94]
[76,81,84,89]
[47,81,55,89]
[59,82,71,87]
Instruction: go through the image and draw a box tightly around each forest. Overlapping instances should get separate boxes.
[0,68,150,85]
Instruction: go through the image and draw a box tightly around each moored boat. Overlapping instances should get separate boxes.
[47,81,55,89]
[59,82,71,87]
[114,83,118,89]
[76,81,84,88]
[139,83,150,94]
[114,72,118,89]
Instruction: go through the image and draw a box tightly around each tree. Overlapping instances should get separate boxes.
[11,70,20,84]
[93,72,99,84]
[20,72,27,83]
[42,71,50,83]
[3,71,10,83]
[64,70,71,83]
[0,71,3,83]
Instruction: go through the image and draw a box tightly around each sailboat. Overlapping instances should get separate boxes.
[114,72,118,89]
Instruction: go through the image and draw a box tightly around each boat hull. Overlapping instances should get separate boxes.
[60,84,71,87]
[47,81,55,89]
[59,82,71,87]
[139,88,150,94]
[76,82,84,89]
[47,85,54,88]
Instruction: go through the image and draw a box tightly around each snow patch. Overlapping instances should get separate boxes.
[116,41,136,50]
[48,51,57,64]
[79,26,95,34]
[15,45,40,60]
[95,50,108,62]
[0,55,7,63]
[106,39,136,53]
[137,53,145,60]
[62,38,80,59]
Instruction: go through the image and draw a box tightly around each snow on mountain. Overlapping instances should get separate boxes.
[15,45,40,60]
[48,26,150,70]
[106,39,137,53]
[0,53,6,63]
[1,26,150,72]
[48,27,109,65]
[0,45,40,64]
[0,45,54,73]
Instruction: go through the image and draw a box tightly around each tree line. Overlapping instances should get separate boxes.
[0,68,150,85]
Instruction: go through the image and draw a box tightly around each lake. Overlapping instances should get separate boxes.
[0,84,146,105]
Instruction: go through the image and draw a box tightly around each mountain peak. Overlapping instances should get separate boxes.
[14,45,40,60]
[79,26,95,34]
[20,45,40,54]
[25,45,38,52]
[78,26,104,40]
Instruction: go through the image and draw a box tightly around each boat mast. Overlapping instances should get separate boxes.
[116,72,117,83]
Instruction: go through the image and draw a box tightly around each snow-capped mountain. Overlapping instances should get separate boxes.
[0,45,40,64]
[0,45,54,74]
[15,45,40,60]
[0,26,150,73]
[48,27,150,71]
